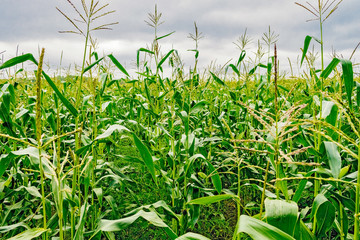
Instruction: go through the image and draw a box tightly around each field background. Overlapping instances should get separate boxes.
[0,1,360,240]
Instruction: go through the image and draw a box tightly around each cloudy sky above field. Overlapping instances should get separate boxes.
[0,0,359,75]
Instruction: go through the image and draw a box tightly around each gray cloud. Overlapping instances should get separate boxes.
[0,0,359,75]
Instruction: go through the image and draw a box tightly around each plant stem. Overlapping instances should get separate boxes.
[355,143,360,239]
[72,7,91,239]
[274,44,281,199]
[36,48,47,240]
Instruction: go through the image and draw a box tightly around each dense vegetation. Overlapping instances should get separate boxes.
[0,0,359,239]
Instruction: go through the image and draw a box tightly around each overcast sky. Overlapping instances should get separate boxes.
[0,0,359,76]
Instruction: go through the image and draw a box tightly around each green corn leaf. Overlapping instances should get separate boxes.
[321,101,338,126]
[301,36,312,66]
[156,31,175,41]
[0,53,38,69]
[249,63,267,75]
[187,194,235,205]
[42,71,78,117]
[74,203,90,240]
[356,82,360,108]
[108,54,130,77]
[137,48,154,67]
[0,154,13,178]
[0,53,78,117]
[15,186,42,198]
[236,50,246,66]
[175,232,211,240]
[206,160,222,194]
[227,64,240,77]
[76,124,129,155]
[234,215,295,240]
[82,57,104,74]
[340,59,354,109]
[190,100,208,115]
[293,171,315,203]
[157,49,175,69]
[339,165,351,179]
[97,210,177,239]
[124,200,178,220]
[264,198,298,237]
[210,71,226,86]
[329,190,355,212]
[323,142,341,179]
[93,188,103,206]
[8,228,48,240]
[311,194,335,237]
[294,219,316,240]
[188,49,199,59]
[132,133,157,185]
[0,222,29,234]
[185,154,206,178]
[11,147,56,176]
[320,58,340,79]
[95,124,129,140]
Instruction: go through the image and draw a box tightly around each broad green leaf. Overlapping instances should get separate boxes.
[74,203,90,240]
[328,190,355,212]
[108,54,129,77]
[0,53,37,69]
[210,71,226,86]
[95,124,129,140]
[320,58,340,79]
[341,59,354,109]
[294,219,316,240]
[42,71,78,117]
[356,82,360,107]
[0,154,13,178]
[301,36,312,66]
[339,165,351,179]
[227,64,240,77]
[115,154,143,164]
[124,200,178,220]
[132,133,157,185]
[235,215,295,240]
[0,53,78,117]
[0,222,29,233]
[77,125,129,155]
[175,232,211,240]
[185,154,206,177]
[206,160,222,194]
[319,101,335,119]
[311,194,335,237]
[187,194,235,205]
[264,199,298,236]
[190,100,208,115]
[157,49,175,69]
[11,147,55,176]
[8,228,48,240]
[15,186,42,198]
[293,171,314,203]
[97,210,177,239]
[323,141,341,179]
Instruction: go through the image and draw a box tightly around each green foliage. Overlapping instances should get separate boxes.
[0,1,359,240]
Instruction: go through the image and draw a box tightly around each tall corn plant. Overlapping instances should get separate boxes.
[57,1,117,237]
[295,0,343,232]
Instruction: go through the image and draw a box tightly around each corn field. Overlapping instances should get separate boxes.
[0,0,359,239]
